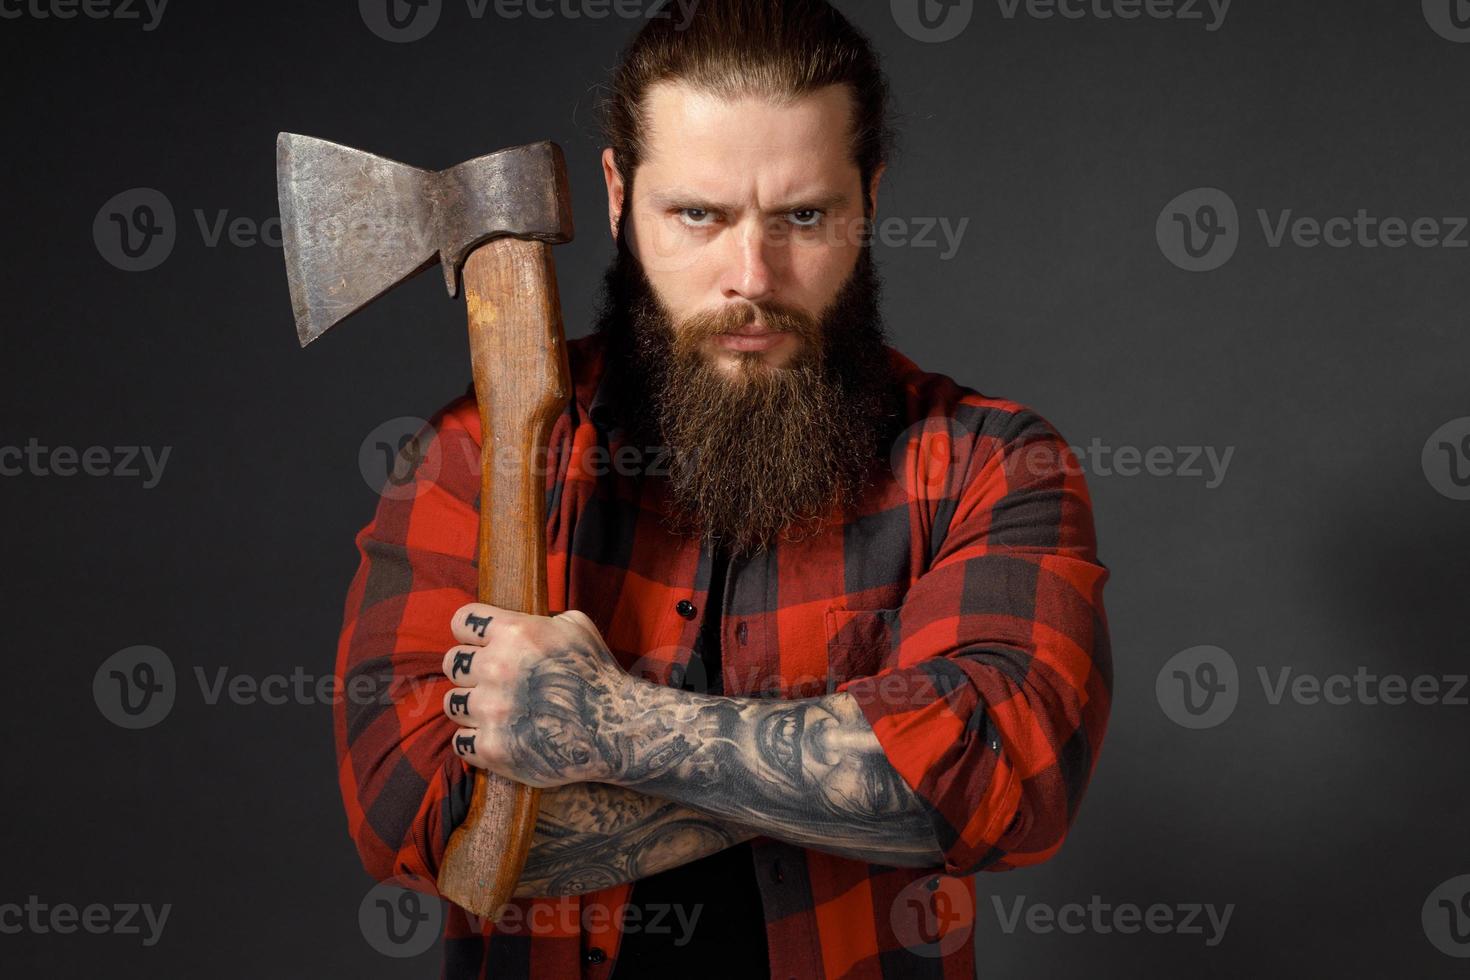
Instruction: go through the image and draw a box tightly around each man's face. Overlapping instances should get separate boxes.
[603,82,878,375]
[594,82,895,558]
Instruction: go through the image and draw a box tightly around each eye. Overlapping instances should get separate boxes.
[789,209,824,228]
[677,207,718,228]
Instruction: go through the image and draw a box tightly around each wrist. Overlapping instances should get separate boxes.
[589,667,646,786]
[593,672,702,789]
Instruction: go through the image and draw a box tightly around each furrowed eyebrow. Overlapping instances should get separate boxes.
[770,192,850,214]
[648,190,851,214]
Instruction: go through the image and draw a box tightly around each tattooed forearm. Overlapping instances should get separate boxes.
[513,782,756,897]
[497,646,945,868]
[616,688,945,867]
[444,611,944,873]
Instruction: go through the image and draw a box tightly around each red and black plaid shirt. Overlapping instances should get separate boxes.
[334,332,1111,978]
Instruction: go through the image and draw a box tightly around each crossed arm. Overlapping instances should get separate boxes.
[440,607,945,897]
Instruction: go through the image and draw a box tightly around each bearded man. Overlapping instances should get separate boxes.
[333,2,1112,977]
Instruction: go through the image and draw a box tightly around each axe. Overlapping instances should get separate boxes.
[276,133,574,919]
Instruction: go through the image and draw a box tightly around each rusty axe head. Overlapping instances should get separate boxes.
[275,133,574,346]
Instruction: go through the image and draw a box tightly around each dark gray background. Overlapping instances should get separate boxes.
[2,0,1467,976]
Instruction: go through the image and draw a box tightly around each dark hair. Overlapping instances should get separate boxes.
[600,0,897,212]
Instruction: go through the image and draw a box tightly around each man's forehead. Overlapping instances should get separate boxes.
[637,80,859,191]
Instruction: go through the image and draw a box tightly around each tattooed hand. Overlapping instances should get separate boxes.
[441,603,633,788]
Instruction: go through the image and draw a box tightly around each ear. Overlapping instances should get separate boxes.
[601,147,625,242]
[866,163,887,218]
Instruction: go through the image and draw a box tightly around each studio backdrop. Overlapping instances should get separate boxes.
[1,0,1467,976]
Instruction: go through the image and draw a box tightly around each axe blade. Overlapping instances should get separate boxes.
[276,133,437,347]
[276,133,574,348]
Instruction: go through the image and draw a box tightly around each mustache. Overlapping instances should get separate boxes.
[676,299,822,346]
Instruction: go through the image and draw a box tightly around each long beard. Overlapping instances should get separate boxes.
[591,240,898,559]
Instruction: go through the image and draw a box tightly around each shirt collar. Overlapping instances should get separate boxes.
[586,348,622,434]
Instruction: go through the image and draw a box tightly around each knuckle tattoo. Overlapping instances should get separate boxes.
[450,649,475,680]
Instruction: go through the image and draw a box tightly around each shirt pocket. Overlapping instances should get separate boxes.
[824,604,900,688]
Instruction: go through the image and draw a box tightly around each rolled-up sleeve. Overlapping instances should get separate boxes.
[331,401,484,888]
[838,406,1111,877]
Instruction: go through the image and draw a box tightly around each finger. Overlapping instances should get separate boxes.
[442,644,482,686]
[443,686,476,725]
[450,602,512,646]
[448,725,488,769]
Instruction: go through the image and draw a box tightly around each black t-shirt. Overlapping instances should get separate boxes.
[611,547,769,978]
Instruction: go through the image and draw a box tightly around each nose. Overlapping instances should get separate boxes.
[719,216,778,306]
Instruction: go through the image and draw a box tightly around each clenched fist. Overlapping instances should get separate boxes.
[440,603,635,788]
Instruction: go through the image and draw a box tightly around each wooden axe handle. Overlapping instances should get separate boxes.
[436,237,570,919]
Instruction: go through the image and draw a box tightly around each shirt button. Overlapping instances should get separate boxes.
[675,599,696,620]
[736,621,748,644]
[585,947,606,964]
